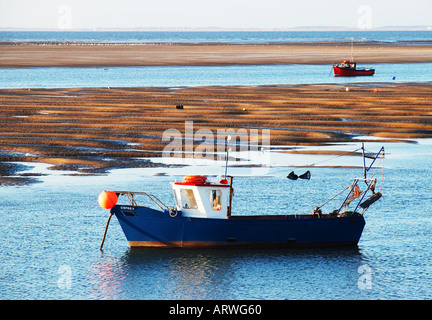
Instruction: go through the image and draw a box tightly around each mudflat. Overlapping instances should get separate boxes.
[0,83,431,174]
[1,41,432,67]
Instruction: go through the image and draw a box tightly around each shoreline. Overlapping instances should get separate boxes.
[1,41,432,68]
[0,82,431,183]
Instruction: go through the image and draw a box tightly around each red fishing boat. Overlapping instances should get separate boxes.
[333,60,375,76]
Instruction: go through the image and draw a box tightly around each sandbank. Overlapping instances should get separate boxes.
[0,83,431,177]
[1,41,432,68]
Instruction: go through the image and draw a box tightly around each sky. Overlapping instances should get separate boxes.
[1,0,431,30]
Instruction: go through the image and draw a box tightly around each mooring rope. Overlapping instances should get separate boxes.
[317,184,351,209]
[307,148,362,167]
[270,147,362,176]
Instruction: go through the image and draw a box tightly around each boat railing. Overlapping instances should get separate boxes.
[313,145,384,216]
[339,146,385,214]
[114,191,170,211]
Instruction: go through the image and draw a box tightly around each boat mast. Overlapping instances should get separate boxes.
[350,38,354,62]
[224,135,232,179]
[362,142,367,180]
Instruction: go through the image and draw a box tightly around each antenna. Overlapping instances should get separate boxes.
[362,142,367,180]
[224,135,231,179]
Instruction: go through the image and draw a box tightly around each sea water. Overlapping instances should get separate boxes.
[1,30,431,44]
[1,139,432,300]
[1,31,432,300]
[1,30,432,89]
[1,63,432,89]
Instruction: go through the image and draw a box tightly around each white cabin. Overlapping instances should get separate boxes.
[171,176,232,219]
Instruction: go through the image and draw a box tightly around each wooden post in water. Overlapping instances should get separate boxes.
[100,214,112,250]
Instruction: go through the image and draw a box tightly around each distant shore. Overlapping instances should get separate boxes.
[0,83,431,181]
[1,41,432,68]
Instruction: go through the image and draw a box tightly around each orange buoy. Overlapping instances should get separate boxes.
[374,88,380,92]
[98,191,118,209]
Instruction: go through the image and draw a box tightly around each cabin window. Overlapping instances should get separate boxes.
[211,190,222,210]
[180,188,198,209]
[173,190,181,208]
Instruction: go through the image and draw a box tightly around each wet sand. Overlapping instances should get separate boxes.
[1,41,432,67]
[0,83,431,177]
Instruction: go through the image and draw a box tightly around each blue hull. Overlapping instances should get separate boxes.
[111,205,365,248]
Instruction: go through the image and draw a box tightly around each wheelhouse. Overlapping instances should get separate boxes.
[171,175,233,219]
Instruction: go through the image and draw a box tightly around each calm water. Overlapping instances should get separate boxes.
[1,31,432,301]
[1,30,431,43]
[2,30,431,88]
[2,63,432,89]
[1,140,432,300]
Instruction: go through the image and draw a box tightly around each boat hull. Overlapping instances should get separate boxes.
[333,66,375,76]
[111,205,365,248]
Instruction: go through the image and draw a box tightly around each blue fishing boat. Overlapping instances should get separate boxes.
[98,144,384,249]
